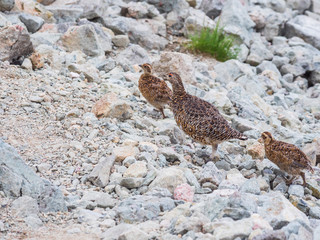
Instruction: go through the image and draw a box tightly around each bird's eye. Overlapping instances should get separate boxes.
[169,73,172,77]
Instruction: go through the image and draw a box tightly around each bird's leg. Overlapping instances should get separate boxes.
[159,107,166,119]
[300,171,307,187]
[211,143,219,162]
[285,175,296,185]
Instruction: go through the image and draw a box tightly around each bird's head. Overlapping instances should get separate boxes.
[139,63,152,74]
[260,131,273,145]
[163,72,183,85]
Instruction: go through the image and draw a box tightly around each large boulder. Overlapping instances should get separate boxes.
[61,24,109,56]
[220,0,255,46]
[0,25,33,64]
[153,51,196,84]
[285,15,320,50]
[0,139,67,212]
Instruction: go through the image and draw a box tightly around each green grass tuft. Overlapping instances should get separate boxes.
[187,20,239,62]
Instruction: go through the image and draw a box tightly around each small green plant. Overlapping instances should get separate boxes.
[187,20,239,62]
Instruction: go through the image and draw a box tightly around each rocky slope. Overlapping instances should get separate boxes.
[1,0,320,239]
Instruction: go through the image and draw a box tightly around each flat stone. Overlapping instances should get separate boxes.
[86,155,116,187]
[12,196,39,217]
[120,177,144,189]
[118,227,149,240]
[112,34,129,48]
[240,178,261,195]
[61,24,105,56]
[309,206,320,219]
[123,161,147,178]
[149,167,187,194]
[288,184,304,197]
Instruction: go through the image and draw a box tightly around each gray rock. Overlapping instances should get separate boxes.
[141,0,180,13]
[77,0,108,20]
[310,206,320,219]
[145,187,172,198]
[239,178,260,195]
[119,227,149,240]
[0,140,66,212]
[81,191,117,209]
[285,15,320,50]
[199,162,225,186]
[116,44,150,70]
[283,63,306,78]
[77,19,112,53]
[220,0,255,46]
[19,13,44,33]
[101,223,134,240]
[227,86,267,120]
[287,0,311,13]
[310,65,320,85]
[0,25,33,64]
[12,196,39,217]
[122,1,160,19]
[86,155,116,187]
[257,191,309,229]
[256,61,282,80]
[0,0,14,12]
[313,0,320,15]
[149,167,187,194]
[103,16,133,35]
[103,16,167,50]
[282,219,313,240]
[214,59,255,85]
[129,21,168,50]
[272,55,290,68]
[246,36,273,66]
[21,58,33,70]
[184,169,201,190]
[112,35,130,48]
[77,208,103,226]
[45,6,83,23]
[116,195,175,223]
[199,0,224,19]
[24,215,43,229]
[249,6,288,41]
[215,160,231,171]
[37,0,55,6]
[183,8,215,36]
[61,24,106,56]
[153,51,196,84]
[251,230,286,240]
[120,177,144,189]
[288,184,304,197]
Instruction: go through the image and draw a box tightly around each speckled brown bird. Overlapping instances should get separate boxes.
[138,63,172,118]
[163,72,248,161]
[260,131,314,186]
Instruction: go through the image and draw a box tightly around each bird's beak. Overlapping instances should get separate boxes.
[258,138,263,144]
[139,65,142,68]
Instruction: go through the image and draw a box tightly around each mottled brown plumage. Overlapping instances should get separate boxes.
[138,63,172,118]
[163,72,248,160]
[260,131,314,186]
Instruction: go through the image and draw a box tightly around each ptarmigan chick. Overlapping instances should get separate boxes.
[163,72,248,161]
[260,131,314,186]
[139,63,172,118]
